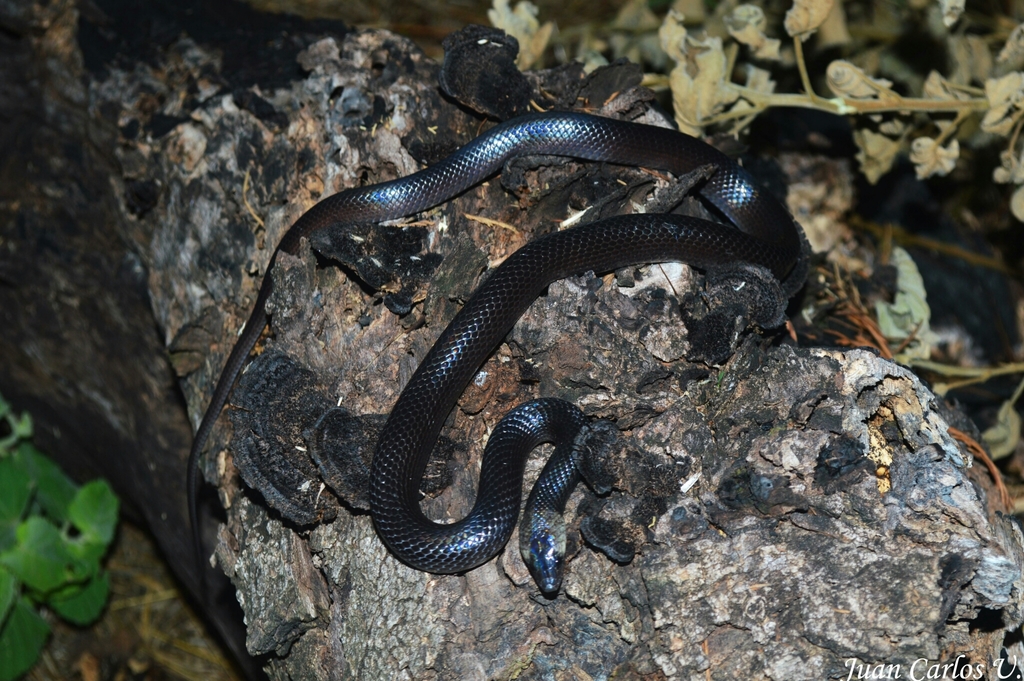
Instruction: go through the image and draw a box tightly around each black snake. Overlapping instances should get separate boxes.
[187,111,804,594]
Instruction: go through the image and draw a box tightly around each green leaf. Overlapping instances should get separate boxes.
[17,444,77,524]
[11,412,32,441]
[0,596,50,681]
[0,570,16,631]
[873,246,939,363]
[64,536,104,566]
[0,460,31,555]
[0,518,91,593]
[0,411,34,454]
[0,459,31,526]
[49,571,109,626]
[68,480,118,546]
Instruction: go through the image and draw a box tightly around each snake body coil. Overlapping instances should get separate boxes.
[187,112,803,592]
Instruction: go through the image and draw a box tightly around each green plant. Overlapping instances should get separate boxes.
[0,393,119,681]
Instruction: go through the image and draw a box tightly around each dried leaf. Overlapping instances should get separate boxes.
[948,35,993,87]
[969,35,994,84]
[610,33,666,72]
[606,0,668,70]
[986,71,1024,104]
[982,404,1020,459]
[816,0,851,48]
[922,71,966,100]
[993,149,1024,185]
[612,0,662,31]
[939,0,965,28]
[878,119,907,136]
[981,72,1024,136]
[853,128,903,184]
[982,104,1017,136]
[725,5,781,61]
[826,60,895,99]
[660,10,739,136]
[785,0,835,40]
[725,66,775,120]
[981,375,1024,459]
[487,0,554,70]
[525,25,555,69]
[658,9,688,63]
[998,23,1024,65]
[1012,184,1024,221]
[909,137,959,179]
[744,64,775,93]
[672,0,706,24]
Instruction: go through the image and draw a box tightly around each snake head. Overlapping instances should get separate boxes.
[525,532,564,594]
[521,513,566,595]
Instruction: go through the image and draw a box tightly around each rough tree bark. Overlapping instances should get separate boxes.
[3,1,1022,679]
[0,0,353,675]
